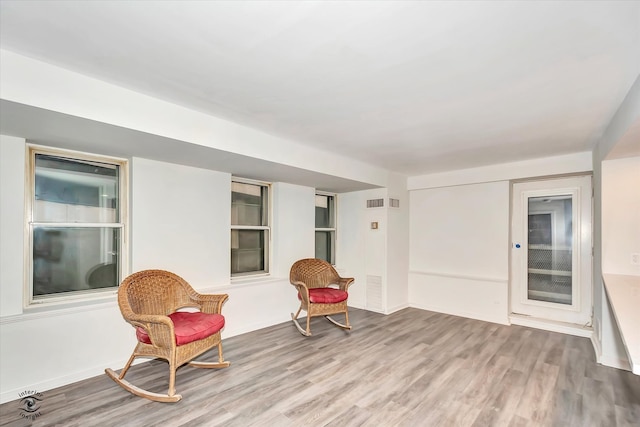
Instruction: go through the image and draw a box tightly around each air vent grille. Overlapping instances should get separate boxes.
[366,198,384,208]
[389,198,400,208]
[366,275,383,311]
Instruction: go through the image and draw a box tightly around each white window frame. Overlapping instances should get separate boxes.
[315,191,336,265]
[25,145,129,307]
[231,177,271,278]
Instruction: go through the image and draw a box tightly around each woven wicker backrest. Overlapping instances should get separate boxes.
[290,258,340,289]
[119,270,196,316]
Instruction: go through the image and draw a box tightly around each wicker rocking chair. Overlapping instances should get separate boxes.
[289,258,355,336]
[105,270,230,402]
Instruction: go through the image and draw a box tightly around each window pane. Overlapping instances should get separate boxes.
[33,226,120,297]
[231,229,266,274]
[315,231,335,264]
[315,195,334,228]
[34,154,119,223]
[231,182,266,226]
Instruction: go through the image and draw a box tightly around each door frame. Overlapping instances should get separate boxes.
[510,175,593,326]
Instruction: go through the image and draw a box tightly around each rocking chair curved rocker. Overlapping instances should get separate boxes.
[289,258,355,336]
[105,270,230,402]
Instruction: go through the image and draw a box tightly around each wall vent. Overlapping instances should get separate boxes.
[366,198,384,208]
[389,198,400,208]
[366,275,383,311]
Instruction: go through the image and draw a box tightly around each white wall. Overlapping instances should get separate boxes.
[271,182,315,277]
[601,157,640,276]
[386,173,410,313]
[0,135,25,316]
[409,181,510,324]
[363,190,388,313]
[336,190,368,308]
[335,174,410,315]
[408,152,593,190]
[338,188,389,313]
[130,157,231,286]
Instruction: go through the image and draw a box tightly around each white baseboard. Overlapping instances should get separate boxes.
[385,303,410,314]
[347,302,386,314]
[591,333,602,363]
[348,303,409,315]
[0,356,148,405]
[588,332,630,372]
[509,314,593,338]
[412,302,510,325]
[600,354,632,372]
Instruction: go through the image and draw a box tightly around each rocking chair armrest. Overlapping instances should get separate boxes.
[291,280,311,304]
[192,293,229,314]
[126,314,175,348]
[337,277,355,291]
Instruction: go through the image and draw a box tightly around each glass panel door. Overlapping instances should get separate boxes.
[510,176,592,326]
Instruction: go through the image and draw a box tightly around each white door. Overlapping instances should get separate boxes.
[510,176,592,325]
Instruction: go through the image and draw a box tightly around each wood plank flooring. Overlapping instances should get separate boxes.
[1,308,638,426]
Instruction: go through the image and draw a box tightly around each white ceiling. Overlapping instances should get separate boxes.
[1,0,639,177]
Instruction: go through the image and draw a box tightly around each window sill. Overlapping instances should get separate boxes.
[209,275,286,292]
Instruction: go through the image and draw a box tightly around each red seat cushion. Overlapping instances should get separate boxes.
[136,312,225,346]
[299,288,348,304]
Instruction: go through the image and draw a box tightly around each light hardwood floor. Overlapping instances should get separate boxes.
[1,308,638,426]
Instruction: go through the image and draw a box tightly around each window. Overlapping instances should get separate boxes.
[231,179,270,276]
[27,146,127,304]
[315,193,336,264]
